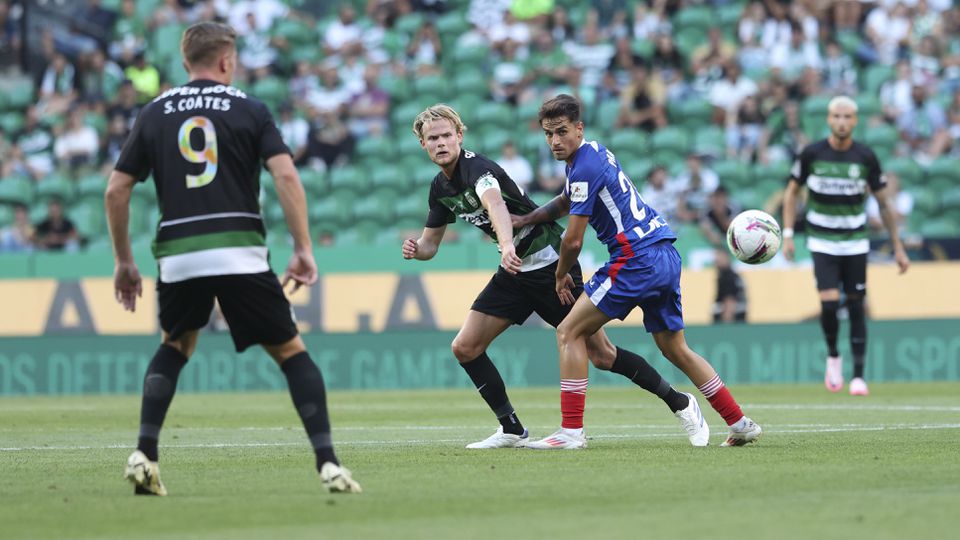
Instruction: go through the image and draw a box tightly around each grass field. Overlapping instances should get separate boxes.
[2,383,959,539]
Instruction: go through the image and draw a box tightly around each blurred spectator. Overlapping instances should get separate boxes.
[108,0,146,66]
[509,0,553,23]
[726,94,765,161]
[337,50,367,95]
[0,203,34,253]
[700,185,739,247]
[866,172,913,235]
[238,12,279,72]
[672,153,720,223]
[738,1,767,46]
[57,0,116,57]
[708,60,757,125]
[406,20,442,76]
[563,21,615,92]
[37,53,77,116]
[303,110,354,169]
[862,2,911,65]
[412,0,448,15]
[13,105,55,179]
[712,248,747,324]
[102,112,128,167]
[534,142,566,194]
[758,100,808,164]
[150,0,211,28]
[525,29,569,88]
[948,90,960,154]
[106,80,141,133]
[0,0,21,68]
[54,106,99,172]
[230,0,289,34]
[604,36,642,91]
[546,6,575,44]
[896,83,951,162]
[324,5,363,58]
[880,59,915,123]
[760,1,791,51]
[361,4,396,64]
[79,48,124,103]
[632,0,670,41]
[910,35,940,90]
[788,2,819,43]
[124,51,160,105]
[821,40,858,96]
[832,0,863,31]
[0,127,13,177]
[33,198,79,251]
[615,64,666,132]
[489,11,532,53]
[307,66,351,116]
[277,103,310,164]
[347,65,390,138]
[289,61,320,105]
[490,39,531,105]
[770,23,822,85]
[639,165,679,223]
[495,141,533,192]
[910,0,938,45]
[468,0,511,34]
[650,32,687,102]
[738,34,769,75]
[690,27,736,94]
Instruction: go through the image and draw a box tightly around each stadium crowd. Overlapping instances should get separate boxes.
[0,0,958,253]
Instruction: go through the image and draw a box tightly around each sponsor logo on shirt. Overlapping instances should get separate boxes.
[570,182,588,203]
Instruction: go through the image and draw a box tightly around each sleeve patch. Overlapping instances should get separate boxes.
[474,172,500,197]
[569,181,589,203]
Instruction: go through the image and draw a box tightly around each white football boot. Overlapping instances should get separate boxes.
[320,462,362,494]
[825,355,844,392]
[674,393,710,446]
[525,428,587,450]
[720,417,763,447]
[465,426,529,449]
[124,450,167,496]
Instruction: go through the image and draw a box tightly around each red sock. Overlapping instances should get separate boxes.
[560,378,587,429]
[697,375,744,426]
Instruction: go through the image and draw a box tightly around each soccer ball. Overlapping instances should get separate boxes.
[726,210,782,264]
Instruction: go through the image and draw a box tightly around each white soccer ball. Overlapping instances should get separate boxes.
[726,209,782,264]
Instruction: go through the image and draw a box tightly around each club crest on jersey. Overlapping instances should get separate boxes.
[464,190,479,208]
[848,164,860,178]
[570,182,588,203]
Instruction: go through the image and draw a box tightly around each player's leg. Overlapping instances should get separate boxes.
[126,278,213,496]
[527,294,606,449]
[843,254,869,395]
[813,252,844,392]
[652,330,761,446]
[453,310,526,447]
[217,272,359,492]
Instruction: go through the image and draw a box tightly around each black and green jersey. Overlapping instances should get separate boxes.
[790,139,885,256]
[426,149,564,272]
[115,79,290,282]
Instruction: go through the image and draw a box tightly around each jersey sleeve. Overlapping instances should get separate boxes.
[789,145,811,186]
[114,107,151,182]
[865,147,886,192]
[256,102,292,165]
[564,158,600,216]
[425,183,455,228]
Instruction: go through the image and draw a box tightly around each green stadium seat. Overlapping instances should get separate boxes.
[690,125,724,158]
[369,163,409,191]
[395,193,426,221]
[473,101,515,130]
[863,123,899,157]
[631,39,654,58]
[451,45,490,67]
[477,128,511,156]
[68,200,105,239]
[673,6,713,34]
[0,111,24,133]
[924,157,960,182]
[328,165,370,194]
[309,193,353,227]
[151,23,187,65]
[712,160,753,189]
[608,129,649,156]
[835,30,862,57]
[623,158,655,184]
[298,168,329,197]
[919,218,960,237]
[650,126,691,159]
[593,100,622,131]
[453,70,488,98]
[448,94,482,123]
[3,78,34,111]
[669,97,714,130]
[289,44,322,65]
[884,157,923,186]
[250,76,289,110]
[753,162,792,186]
[0,203,13,225]
[0,176,34,206]
[861,64,894,96]
[352,191,397,224]
[674,28,702,57]
[391,100,425,131]
[335,219,383,246]
[802,95,832,118]
[35,173,75,204]
[413,74,449,101]
[272,19,317,46]
[354,135,395,161]
[434,11,470,38]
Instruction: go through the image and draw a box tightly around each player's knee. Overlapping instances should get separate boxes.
[846,296,865,318]
[585,340,616,370]
[451,338,480,363]
[143,373,175,400]
[821,300,840,316]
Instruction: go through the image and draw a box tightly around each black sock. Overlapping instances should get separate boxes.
[460,352,524,435]
[610,347,689,413]
[281,352,338,471]
[848,297,867,379]
[821,300,840,357]
[137,344,188,462]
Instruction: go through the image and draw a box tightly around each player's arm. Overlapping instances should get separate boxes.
[781,178,801,261]
[871,186,910,274]
[266,153,317,292]
[555,214,588,306]
[480,188,523,274]
[402,225,446,261]
[511,193,570,229]
[105,169,142,312]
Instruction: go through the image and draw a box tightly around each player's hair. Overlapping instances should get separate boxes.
[827,95,858,114]
[538,94,581,124]
[180,22,237,70]
[412,104,467,139]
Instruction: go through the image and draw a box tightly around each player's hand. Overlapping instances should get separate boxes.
[894,244,910,274]
[556,273,576,305]
[499,242,523,274]
[782,237,795,261]
[401,237,419,259]
[113,261,142,313]
[510,213,528,229]
[282,249,318,294]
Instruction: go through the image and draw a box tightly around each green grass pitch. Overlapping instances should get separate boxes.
[2,383,958,539]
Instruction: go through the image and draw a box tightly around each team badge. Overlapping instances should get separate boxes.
[848,164,860,178]
[569,182,588,203]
